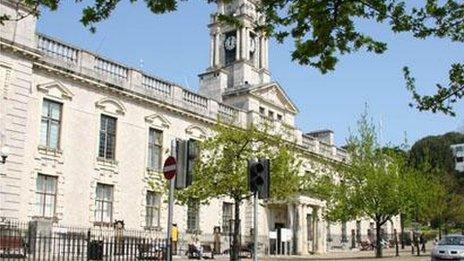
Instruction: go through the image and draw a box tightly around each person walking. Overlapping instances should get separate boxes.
[420,233,426,253]
[171,223,179,255]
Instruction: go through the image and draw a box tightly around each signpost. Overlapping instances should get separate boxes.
[163,156,177,180]
[164,154,177,261]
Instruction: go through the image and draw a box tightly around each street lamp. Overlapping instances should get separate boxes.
[1,145,9,164]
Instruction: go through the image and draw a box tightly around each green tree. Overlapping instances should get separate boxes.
[409,132,464,189]
[310,111,430,258]
[1,0,462,115]
[406,132,464,237]
[174,122,301,260]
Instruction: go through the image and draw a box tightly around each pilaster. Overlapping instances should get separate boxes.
[214,34,220,67]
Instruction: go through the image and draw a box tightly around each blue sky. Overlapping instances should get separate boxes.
[37,0,464,146]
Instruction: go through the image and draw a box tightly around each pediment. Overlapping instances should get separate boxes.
[145,114,171,129]
[37,81,74,100]
[250,83,299,114]
[185,125,207,139]
[95,97,126,115]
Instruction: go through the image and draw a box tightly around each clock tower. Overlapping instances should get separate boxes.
[198,0,271,101]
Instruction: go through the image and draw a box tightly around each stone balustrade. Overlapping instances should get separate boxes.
[335,147,348,162]
[302,134,349,161]
[94,57,128,79]
[142,75,172,96]
[37,33,79,64]
[182,89,208,110]
[218,103,238,123]
[34,33,348,162]
[302,134,318,152]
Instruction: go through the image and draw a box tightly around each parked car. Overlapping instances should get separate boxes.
[431,234,464,261]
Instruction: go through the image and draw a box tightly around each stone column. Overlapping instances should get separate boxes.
[241,27,247,60]
[214,33,220,67]
[235,30,241,61]
[259,36,265,68]
[288,204,293,255]
[210,34,215,67]
[315,207,325,254]
[262,37,269,69]
[297,205,305,255]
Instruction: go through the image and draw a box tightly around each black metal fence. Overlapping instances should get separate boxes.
[0,220,168,260]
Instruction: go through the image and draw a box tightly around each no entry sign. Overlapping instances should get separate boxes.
[163,156,177,180]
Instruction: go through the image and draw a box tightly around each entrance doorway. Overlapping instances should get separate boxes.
[275,223,285,254]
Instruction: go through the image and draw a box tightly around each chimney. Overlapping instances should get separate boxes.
[306,130,334,145]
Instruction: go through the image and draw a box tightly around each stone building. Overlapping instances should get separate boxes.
[0,0,399,255]
[451,143,464,172]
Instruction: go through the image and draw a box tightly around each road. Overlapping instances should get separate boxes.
[174,248,431,261]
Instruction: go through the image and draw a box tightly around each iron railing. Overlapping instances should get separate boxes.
[0,221,167,260]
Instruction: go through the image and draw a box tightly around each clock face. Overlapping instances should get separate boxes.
[249,37,256,53]
[224,35,236,51]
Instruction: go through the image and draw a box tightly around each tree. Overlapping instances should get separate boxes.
[310,111,430,258]
[409,131,464,190]
[1,0,462,115]
[174,122,301,260]
[406,132,464,238]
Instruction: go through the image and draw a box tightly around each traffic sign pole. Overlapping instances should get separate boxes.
[166,178,174,261]
[253,191,258,261]
[165,142,177,261]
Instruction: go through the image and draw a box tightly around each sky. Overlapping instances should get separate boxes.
[36,0,464,147]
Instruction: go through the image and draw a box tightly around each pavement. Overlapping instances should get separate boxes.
[173,248,431,261]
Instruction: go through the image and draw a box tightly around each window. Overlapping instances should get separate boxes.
[222,202,233,234]
[148,128,163,170]
[95,183,113,225]
[457,157,464,163]
[268,110,274,119]
[99,115,117,160]
[277,114,283,121]
[146,191,161,228]
[35,174,57,218]
[187,200,199,231]
[40,99,62,149]
[259,107,265,115]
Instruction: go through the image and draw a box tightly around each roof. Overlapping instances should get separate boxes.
[223,81,299,114]
[306,129,334,135]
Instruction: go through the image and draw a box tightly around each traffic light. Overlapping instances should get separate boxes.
[248,158,270,199]
[174,139,198,189]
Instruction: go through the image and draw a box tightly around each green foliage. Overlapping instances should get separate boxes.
[170,121,301,260]
[409,132,464,175]
[408,132,464,231]
[405,64,464,117]
[174,122,301,204]
[1,1,462,115]
[307,110,432,257]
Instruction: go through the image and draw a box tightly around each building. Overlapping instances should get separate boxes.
[450,143,464,172]
[0,0,399,255]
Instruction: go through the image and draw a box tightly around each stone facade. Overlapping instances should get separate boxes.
[0,0,400,255]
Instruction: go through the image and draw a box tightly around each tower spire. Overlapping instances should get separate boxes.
[198,0,271,101]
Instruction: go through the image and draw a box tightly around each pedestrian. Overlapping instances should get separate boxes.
[420,233,426,253]
[194,237,203,260]
[171,223,178,255]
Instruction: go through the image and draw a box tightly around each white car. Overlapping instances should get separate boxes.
[431,235,464,260]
